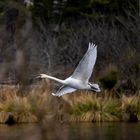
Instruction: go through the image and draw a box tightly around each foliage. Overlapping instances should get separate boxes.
[68,91,140,122]
[0,0,139,93]
[0,86,140,123]
[69,93,121,122]
[30,0,139,25]
[121,94,140,121]
[0,82,51,123]
[99,65,119,89]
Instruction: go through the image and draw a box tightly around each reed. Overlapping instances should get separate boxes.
[68,92,121,122]
[0,81,51,123]
[0,87,37,123]
[0,85,140,123]
[121,92,140,121]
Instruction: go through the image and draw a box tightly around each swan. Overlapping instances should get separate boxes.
[37,42,101,96]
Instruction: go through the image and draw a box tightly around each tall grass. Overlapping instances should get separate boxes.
[0,81,51,123]
[68,92,121,122]
[0,84,140,123]
[64,91,140,122]
[121,93,140,121]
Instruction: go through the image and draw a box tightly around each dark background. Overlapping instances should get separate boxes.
[0,0,139,93]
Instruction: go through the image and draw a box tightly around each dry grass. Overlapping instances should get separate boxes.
[0,84,140,123]
[67,92,121,122]
[63,90,140,122]
[0,81,51,123]
[121,92,140,121]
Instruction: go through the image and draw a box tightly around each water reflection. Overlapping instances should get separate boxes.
[0,122,140,140]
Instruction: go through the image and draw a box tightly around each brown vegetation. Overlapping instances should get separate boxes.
[0,83,140,124]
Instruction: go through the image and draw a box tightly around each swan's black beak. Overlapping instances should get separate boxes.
[91,87,101,92]
[89,83,101,92]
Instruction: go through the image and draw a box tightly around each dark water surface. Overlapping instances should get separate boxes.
[0,122,140,140]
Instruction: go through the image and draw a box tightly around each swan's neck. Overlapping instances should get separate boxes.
[43,74,64,84]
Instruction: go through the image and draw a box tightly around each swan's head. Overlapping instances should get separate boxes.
[88,83,101,92]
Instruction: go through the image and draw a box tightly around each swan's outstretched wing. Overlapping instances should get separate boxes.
[52,85,77,97]
[71,43,97,82]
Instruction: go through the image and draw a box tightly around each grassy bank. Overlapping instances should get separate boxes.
[68,92,140,122]
[0,83,140,124]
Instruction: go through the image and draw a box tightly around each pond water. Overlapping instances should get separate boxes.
[0,122,140,140]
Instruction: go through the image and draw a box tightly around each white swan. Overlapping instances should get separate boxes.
[37,43,101,96]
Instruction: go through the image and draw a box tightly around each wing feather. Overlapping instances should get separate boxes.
[71,43,97,82]
[52,85,77,97]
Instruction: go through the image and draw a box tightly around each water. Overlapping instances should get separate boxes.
[0,122,140,140]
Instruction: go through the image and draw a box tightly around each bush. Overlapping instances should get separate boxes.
[99,65,119,90]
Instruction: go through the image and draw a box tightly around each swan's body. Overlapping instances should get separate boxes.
[37,43,101,96]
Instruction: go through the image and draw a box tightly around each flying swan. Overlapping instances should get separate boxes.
[37,42,101,96]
